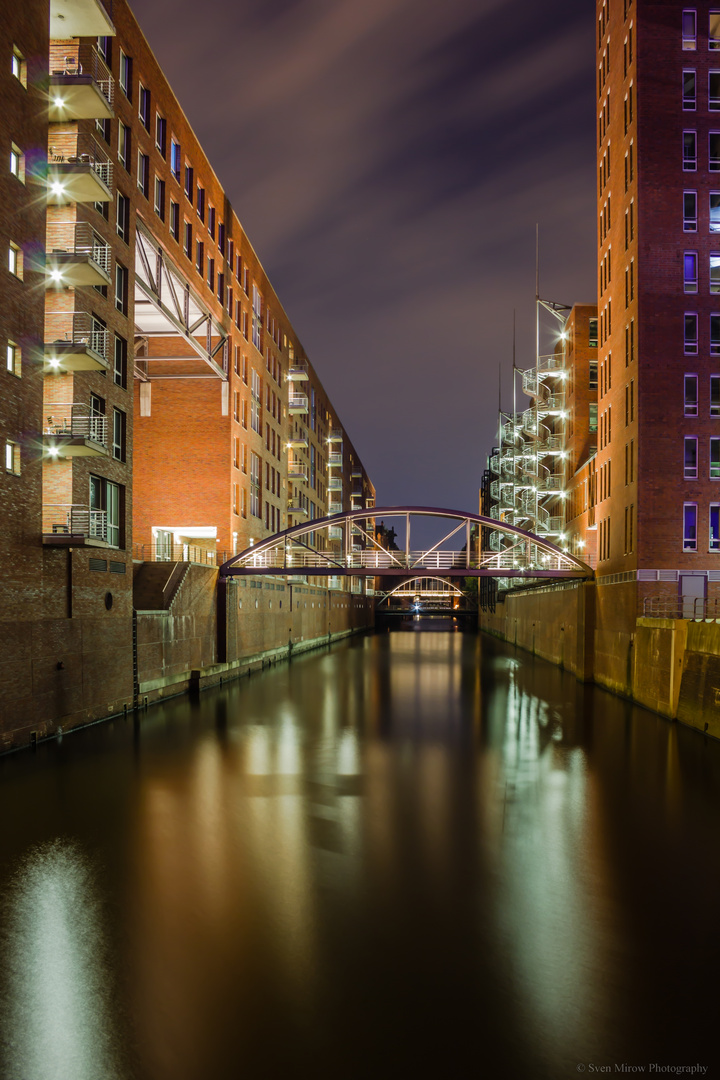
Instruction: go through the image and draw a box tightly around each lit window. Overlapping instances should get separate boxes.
[589,402,598,433]
[684,129,698,170]
[684,69,697,109]
[711,11,720,49]
[684,251,698,291]
[683,10,697,50]
[10,143,24,183]
[171,139,181,180]
[685,436,698,478]
[8,242,22,279]
[710,504,720,550]
[11,46,26,87]
[685,312,699,353]
[4,440,20,474]
[712,253,720,293]
[6,340,21,377]
[684,503,698,550]
[711,436,720,478]
[685,374,698,415]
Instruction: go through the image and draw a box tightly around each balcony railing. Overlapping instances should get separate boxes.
[44,403,107,445]
[328,477,343,491]
[47,131,113,200]
[286,363,309,381]
[288,392,309,413]
[287,500,308,514]
[49,42,114,112]
[328,428,343,443]
[328,451,342,468]
[45,310,109,368]
[328,500,343,515]
[46,220,111,284]
[287,460,308,481]
[329,526,343,540]
[43,503,107,540]
[132,543,227,566]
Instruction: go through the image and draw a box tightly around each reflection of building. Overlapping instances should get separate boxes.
[0,0,374,741]
[487,303,598,564]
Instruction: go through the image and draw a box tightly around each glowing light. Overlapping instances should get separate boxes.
[49,268,64,282]
[47,446,59,457]
[50,181,65,196]
[48,357,60,368]
[561,331,568,340]
[53,96,64,107]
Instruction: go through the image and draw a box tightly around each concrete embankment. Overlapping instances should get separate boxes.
[480,582,720,739]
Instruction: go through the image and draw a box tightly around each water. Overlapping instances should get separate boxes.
[0,623,719,1079]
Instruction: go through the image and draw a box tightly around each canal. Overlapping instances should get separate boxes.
[0,622,718,1080]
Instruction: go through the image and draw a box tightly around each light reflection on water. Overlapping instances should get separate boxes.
[0,629,718,1079]
[0,841,121,1080]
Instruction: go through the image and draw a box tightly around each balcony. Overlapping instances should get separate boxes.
[489,453,501,475]
[43,403,108,456]
[49,43,114,121]
[44,310,109,372]
[46,221,111,287]
[328,428,343,443]
[328,500,343,515]
[287,436,308,450]
[287,459,308,481]
[47,132,113,204]
[287,500,308,515]
[328,477,343,491]
[42,503,107,544]
[329,526,343,540]
[287,392,309,414]
[50,0,115,39]
[286,363,309,382]
[351,468,362,479]
[328,451,342,468]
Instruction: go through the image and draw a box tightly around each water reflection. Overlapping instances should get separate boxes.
[0,841,121,1080]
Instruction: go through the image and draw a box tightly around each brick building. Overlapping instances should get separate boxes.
[0,0,374,743]
[595,0,720,616]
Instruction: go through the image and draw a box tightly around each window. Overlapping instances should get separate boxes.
[114,333,127,388]
[588,317,598,348]
[137,152,149,197]
[711,72,720,110]
[589,402,598,433]
[11,45,26,87]
[684,503,698,550]
[713,313,720,354]
[250,452,261,518]
[115,263,128,314]
[683,10,697,50]
[686,374,699,415]
[711,11,720,49]
[171,139,181,180]
[112,408,126,461]
[4,440,20,474]
[197,185,205,222]
[184,221,192,259]
[685,251,698,292]
[685,436,699,478]
[684,69,697,109]
[684,130,697,170]
[10,142,24,183]
[8,242,22,280]
[685,313,699,353]
[184,164,193,202]
[119,49,132,100]
[712,254,720,295]
[96,117,110,144]
[711,132,720,170]
[118,122,130,171]
[116,192,129,242]
[712,437,720,478]
[155,113,166,157]
[196,239,204,275]
[252,284,263,351]
[139,83,150,129]
[207,257,214,290]
[154,176,165,220]
[170,200,180,241]
[712,374,720,416]
[90,476,122,547]
[711,504,720,550]
[6,340,20,377]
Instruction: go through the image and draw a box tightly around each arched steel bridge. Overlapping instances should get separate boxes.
[378,577,469,604]
[220,507,593,580]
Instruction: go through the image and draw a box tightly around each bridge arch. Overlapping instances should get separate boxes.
[220,506,593,580]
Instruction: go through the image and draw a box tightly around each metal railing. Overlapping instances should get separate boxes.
[328,428,343,442]
[328,451,343,468]
[132,543,226,566]
[46,220,111,274]
[641,595,720,621]
[44,403,107,444]
[328,477,343,491]
[287,460,308,480]
[43,504,107,540]
[287,364,309,380]
[48,130,113,190]
[49,42,114,109]
[238,545,578,573]
[45,310,109,362]
[288,393,309,411]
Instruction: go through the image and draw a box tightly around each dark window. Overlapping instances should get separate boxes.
[114,333,127,388]
[116,192,129,242]
[115,263,128,314]
[155,114,166,157]
[139,83,150,129]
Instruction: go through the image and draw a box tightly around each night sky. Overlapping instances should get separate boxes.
[137,0,597,511]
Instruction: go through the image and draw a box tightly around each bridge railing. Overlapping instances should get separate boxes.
[231,545,580,573]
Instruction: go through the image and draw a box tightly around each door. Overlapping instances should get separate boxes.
[679,574,706,619]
